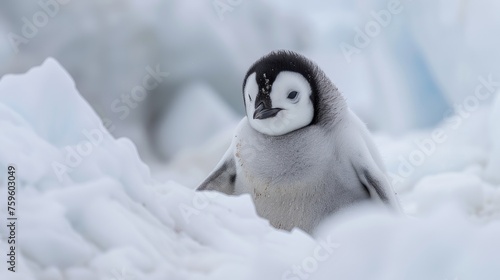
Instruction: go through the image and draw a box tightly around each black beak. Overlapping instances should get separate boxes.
[253,102,282,120]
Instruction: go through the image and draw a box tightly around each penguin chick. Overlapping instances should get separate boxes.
[197,50,401,233]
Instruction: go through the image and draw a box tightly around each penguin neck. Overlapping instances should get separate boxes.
[313,77,348,129]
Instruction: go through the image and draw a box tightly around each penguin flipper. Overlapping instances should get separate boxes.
[349,137,402,211]
[196,149,236,195]
[358,163,402,211]
[346,112,402,212]
[356,163,401,211]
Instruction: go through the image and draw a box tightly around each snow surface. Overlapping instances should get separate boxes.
[1,58,500,280]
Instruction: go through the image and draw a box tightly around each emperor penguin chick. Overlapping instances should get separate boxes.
[197,50,400,233]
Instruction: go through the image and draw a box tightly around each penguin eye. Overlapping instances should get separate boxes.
[287,91,298,100]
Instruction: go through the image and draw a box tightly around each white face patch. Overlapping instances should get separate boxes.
[244,71,314,136]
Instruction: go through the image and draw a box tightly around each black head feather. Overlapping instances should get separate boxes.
[242,50,345,127]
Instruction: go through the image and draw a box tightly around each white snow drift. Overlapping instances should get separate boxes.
[0,59,500,280]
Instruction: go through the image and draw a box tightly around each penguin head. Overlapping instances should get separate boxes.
[242,51,316,136]
[243,50,341,136]
[244,70,314,136]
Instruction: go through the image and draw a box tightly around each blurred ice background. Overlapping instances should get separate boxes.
[1,0,500,279]
[4,0,497,167]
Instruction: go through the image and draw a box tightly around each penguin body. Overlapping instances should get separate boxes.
[197,50,400,233]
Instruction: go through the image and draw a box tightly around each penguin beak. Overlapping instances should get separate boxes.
[253,103,282,120]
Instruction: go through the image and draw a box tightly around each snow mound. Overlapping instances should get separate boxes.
[0,58,284,279]
[1,59,500,279]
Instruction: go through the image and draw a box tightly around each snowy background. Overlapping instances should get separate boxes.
[1,0,500,279]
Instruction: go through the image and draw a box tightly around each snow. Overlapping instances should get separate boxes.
[408,0,500,106]
[155,82,239,160]
[485,94,500,184]
[1,55,500,279]
[1,0,500,278]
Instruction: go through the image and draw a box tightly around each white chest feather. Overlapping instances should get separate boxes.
[232,117,369,232]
